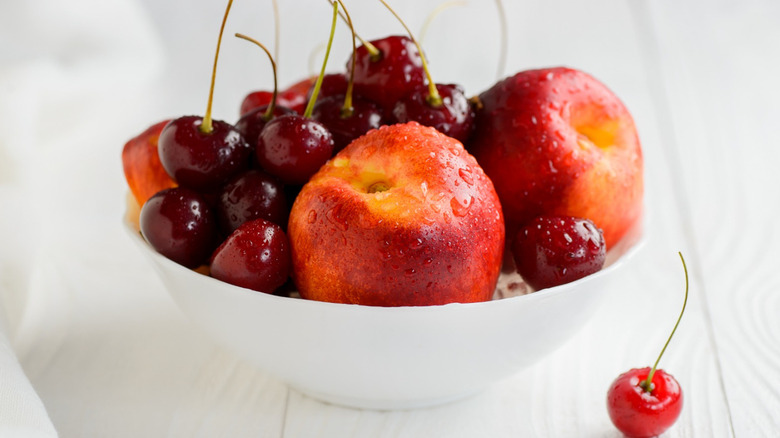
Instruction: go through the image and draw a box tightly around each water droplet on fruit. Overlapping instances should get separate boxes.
[450,195,473,217]
[307,210,317,223]
[410,238,424,249]
[405,268,416,276]
[380,249,392,261]
[420,182,428,197]
[448,146,461,156]
[424,258,433,265]
[548,160,558,173]
[531,115,538,125]
[458,167,474,185]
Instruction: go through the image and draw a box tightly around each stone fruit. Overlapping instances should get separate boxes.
[469,67,643,247]
[511,215,606,290]
[122,120,177,206]
[288,122,504,306]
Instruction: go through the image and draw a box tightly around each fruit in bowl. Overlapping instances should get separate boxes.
[288,122,504,306]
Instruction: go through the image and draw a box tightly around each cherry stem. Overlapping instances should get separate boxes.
[202,0,234,134]
[419,1,467,45]
[329,0,381,58]
[235,33,278,121]
[378,0,442,107]
[642,252,689,392]
[303,1,339,119]
[494,0,507,80]
[271,0,280,66]
[335,0,356,117]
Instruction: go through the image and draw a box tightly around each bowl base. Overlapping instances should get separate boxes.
[289,385,484,411]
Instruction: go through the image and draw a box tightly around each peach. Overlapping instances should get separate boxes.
[288,122,504,306]
[469,67,643,247]
[121,120,177,207]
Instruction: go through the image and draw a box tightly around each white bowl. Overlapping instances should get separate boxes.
[125,219,643,410]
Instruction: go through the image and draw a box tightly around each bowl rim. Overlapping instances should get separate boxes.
[124,216,645,314]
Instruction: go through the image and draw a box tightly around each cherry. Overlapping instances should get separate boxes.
[158,0,251,190]
[392,83,475,143]
[305,72,348,104]
[159,117,251,190]
[235,105,295,147]
[311,0,383,151]
[607,253,689,437]
[240,82,312,116]
[256,114,334,185]
[233,33,294,145]
[140,187,217,268]
[210,218,291,293]
[375,0,473,142]
[255,1,339,185]
[348,35,425,114]
[511,215,606,290]
[217,169,287,234]
[607,368,683,438]
[312,95,382,151]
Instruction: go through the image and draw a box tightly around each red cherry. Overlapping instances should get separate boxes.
[240,78,315,116]
[348,35,425,113]
[140,187,218,268]
[607,253,690,438]
[392,83,475,143]
[312,95,384,151]
[217,169,288,233]
[255,114,335,185]
[305,73,348,105]
[210,218,291,293]
[607,368,683,438]
[511,215,606,290]
[235,104,295,146]
[158,116,251,190]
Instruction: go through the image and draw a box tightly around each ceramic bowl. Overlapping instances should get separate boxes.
[125,218,642,410]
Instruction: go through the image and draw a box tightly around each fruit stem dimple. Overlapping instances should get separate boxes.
[643,252,689,392]
[303,1,339,119]
[201,0,234,134]
[235,34,278,121]
[377,0,442,107]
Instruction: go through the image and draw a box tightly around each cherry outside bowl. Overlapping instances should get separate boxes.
[124,215,643,410]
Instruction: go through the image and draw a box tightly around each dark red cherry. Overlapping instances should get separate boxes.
[235,104,295,146]
[511,215,606,290]
[240,90,273,116]
[158,116,251,190]
[607,367,683,438]
[392,83,475,143]
[140,187,217,268]
[305,73,348,104]
[210,218,291,293]
[312,95,383,151]
[217,169,287,234]
[256,114,334,185]
[347,35,425,113]
[280,77,316,114]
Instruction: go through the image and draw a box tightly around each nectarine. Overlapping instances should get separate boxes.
[288,122,504,306]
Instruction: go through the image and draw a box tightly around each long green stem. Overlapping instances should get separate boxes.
[303,1,339,119]
[642,252,689,391]
[202,0,234,134]
[235,34,277,121]
[336,0,356,117]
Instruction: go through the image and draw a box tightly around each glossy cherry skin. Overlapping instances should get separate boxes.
[217,169,288,234]
[158,116,251,190]
[235,104,295,146]
[511,215,606,290]
[256,114,335,185]
[607,367,683,438]
[392,83,475,143]
[210,218,291,293]
[240,77,315,116]
[140,187,218,268]
[305,73,348,104]
[312,95,384,152]
[348,35,425,114]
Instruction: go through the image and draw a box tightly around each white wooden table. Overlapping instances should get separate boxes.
[6,0,779,436]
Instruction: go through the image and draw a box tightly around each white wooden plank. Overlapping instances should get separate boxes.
[640,0,780,435]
